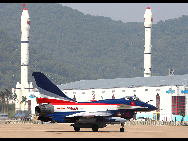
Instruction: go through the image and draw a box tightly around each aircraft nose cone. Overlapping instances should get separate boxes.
[149,104,158,111]
[143,103,158,111]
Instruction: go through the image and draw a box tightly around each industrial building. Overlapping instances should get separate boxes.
[56,74,188,121]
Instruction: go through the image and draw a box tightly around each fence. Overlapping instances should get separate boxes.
[0,120,54,124]
[0,120,188,126]
[125,120,188,126]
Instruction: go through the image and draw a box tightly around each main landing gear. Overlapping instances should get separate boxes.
[92,124,98,132]
[120,123,125,132]
[74,127,80,132]
[71,123,105,132]
[72,123,125,132]
[74,124,99,132]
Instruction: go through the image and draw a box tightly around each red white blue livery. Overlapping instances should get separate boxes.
[33,72,157,132]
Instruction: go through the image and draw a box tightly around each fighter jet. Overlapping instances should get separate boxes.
[33,72,157,132]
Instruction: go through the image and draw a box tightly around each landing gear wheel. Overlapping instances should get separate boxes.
[92,125,98,132]
[74,127,80,132]
[120,127,124,132]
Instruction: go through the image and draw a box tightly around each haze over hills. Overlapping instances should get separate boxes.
[0,3,188,91]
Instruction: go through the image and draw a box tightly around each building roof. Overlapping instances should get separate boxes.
[57,74,188,90]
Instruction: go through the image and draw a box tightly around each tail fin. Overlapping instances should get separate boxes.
[32,72,72,100]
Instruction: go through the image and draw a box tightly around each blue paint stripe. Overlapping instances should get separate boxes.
[47,111,83,117]
[21,41,29,43]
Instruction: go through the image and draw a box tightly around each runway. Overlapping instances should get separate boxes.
[0,124,187,138]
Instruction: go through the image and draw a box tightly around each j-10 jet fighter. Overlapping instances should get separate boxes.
[33,72,157,132]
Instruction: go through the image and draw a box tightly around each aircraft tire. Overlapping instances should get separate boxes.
[74,127,80,132]
[120,128,124,132]
[92,124,98,132]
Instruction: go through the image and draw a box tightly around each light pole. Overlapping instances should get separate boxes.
[169,69,174,121]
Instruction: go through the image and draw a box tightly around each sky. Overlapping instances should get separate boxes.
[60,3,188,24]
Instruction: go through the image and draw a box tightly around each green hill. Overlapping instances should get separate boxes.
[0,28,77,91]
[0,3,188,91]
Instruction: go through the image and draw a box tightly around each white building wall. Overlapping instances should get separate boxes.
[177,85,188,116]
[29,84,188,121]
[158,86,172,121]
[184,86,188,116]
[62,85,187,121]
[27,91,40,115]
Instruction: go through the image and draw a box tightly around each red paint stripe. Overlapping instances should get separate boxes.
[37,98,121,106]
[52,103,120,105]
[37,98,75,104]
[57,108,60,109]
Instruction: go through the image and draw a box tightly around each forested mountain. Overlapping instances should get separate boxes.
[0,3,188,91]
[0,28,77,91]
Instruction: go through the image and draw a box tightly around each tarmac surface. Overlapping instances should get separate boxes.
[0,123,188,138]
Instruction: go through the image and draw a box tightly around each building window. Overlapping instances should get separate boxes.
[28,100,31,111]
[73,95,76,101]
[133,90,136,92]
[102,91,105,93]
[112,94,115,99]
[112,90,115,93]
[92,91,95,93]
[172,96,185,115]
[73,92,76,94]
[145,89,148,92]
[122,90,125,92]
[156,89,160,91]
[82,92,85,94]
[156,93,160,112]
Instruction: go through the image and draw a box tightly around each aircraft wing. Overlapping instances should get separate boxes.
[117,104,148,111]
[67,110,113,118]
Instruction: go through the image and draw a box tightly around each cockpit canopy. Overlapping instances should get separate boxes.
[124,96,142,102]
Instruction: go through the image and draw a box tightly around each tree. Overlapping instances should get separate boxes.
[179,109,185,125]
[0,90,6,113]
[3,88,13,115]
[20,96,27,104]
[0,88,13,114]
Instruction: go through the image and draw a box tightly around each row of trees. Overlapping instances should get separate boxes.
[0,89,15,115]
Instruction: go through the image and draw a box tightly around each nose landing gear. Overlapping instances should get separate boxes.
[120,123,124,132]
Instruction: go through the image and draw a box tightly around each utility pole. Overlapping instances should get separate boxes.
[169,69,174,94]
[169,68,174,121]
